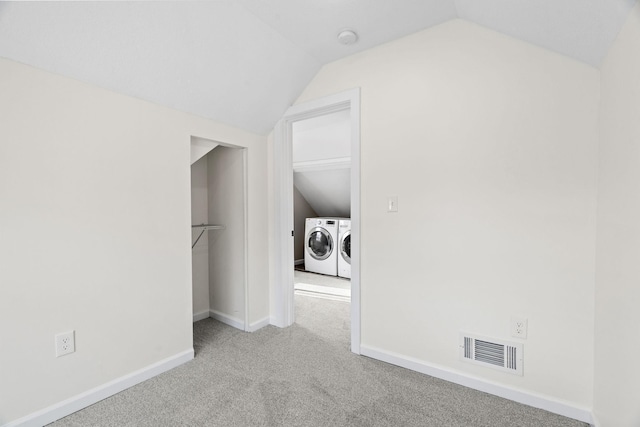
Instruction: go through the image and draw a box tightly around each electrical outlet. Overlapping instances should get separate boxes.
[55,331,75,357]
[511,317,528,339]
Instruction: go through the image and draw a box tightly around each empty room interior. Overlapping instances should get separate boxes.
[1,1,640,426]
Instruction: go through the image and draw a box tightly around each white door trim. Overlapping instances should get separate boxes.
[272,88,361,354]
[241,147,250,331]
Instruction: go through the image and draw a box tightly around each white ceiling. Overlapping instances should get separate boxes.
[0,1,636,135]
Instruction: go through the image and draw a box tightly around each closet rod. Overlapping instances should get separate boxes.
[191,224,225,249]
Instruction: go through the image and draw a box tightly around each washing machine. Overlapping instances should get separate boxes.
[304,217,339,276]
[338,219,351,279]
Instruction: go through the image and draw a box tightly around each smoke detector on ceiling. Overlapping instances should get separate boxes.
[337,29,358,45]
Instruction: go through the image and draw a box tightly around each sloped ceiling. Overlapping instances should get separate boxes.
[0,1,636,135]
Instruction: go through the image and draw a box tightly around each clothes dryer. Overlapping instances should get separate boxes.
[304,218,339,276]
[338,219,351,279]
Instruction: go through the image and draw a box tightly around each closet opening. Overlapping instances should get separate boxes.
[190,137,249,337]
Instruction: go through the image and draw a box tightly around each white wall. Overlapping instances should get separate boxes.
[0,58,269,424]
[594,5,640,427]
[292,109,352,219]
[294,19,599,411]
[207,146,246,326]
[293,187,317,262]
[293,168,351,218]
[191,155,210,319]
[292,109,351,163]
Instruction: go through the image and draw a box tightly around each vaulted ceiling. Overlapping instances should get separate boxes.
[0,1,636,134]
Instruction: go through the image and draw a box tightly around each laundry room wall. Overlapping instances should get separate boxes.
[293,186,318,263]
[292,109,351,163]
[191,155,210,319]
[207,146,246,328]
[293,110,351,219]
[594,4,640,427]
[293,167,351,218]
[291,19,599,415]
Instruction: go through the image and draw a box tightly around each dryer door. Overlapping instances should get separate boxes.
[340,231,351,264]
[306,227,334,261]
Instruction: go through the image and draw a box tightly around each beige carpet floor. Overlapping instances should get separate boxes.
[49,296,588,427]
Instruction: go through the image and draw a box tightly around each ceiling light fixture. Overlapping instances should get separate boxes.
[337,29,358,45]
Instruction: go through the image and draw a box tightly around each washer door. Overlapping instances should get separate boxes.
[306,227,334,260]
[340,231,351,264]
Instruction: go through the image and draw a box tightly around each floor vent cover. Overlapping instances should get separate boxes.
[460,333,523,376]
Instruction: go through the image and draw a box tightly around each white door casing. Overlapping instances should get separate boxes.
[272,88,361,354]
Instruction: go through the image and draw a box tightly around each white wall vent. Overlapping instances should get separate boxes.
[460,332,523,376]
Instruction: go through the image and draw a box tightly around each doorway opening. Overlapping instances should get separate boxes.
[273,88,361,354]
[190,136,250,332]
[292,110,351,302]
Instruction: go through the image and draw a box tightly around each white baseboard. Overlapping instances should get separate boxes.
[209,309,245,330]
[360,345,593,425]
[193,309,210,323]
[269,315,284,328]
[294,259,304,266]
[208,310,268,333]
[248,316,270,332]
[3,349,194,427]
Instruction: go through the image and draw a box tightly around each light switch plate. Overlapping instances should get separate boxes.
[387,196,398,212]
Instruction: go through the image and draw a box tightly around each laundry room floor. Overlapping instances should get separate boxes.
[294,268,350,301]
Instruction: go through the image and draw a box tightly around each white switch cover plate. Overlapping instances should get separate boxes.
[55,331,75,357]
[387,196,398,212]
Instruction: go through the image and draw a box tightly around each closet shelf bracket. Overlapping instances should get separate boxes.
[191,224,225,249]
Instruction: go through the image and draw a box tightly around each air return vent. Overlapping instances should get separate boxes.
[460,333,523,376]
